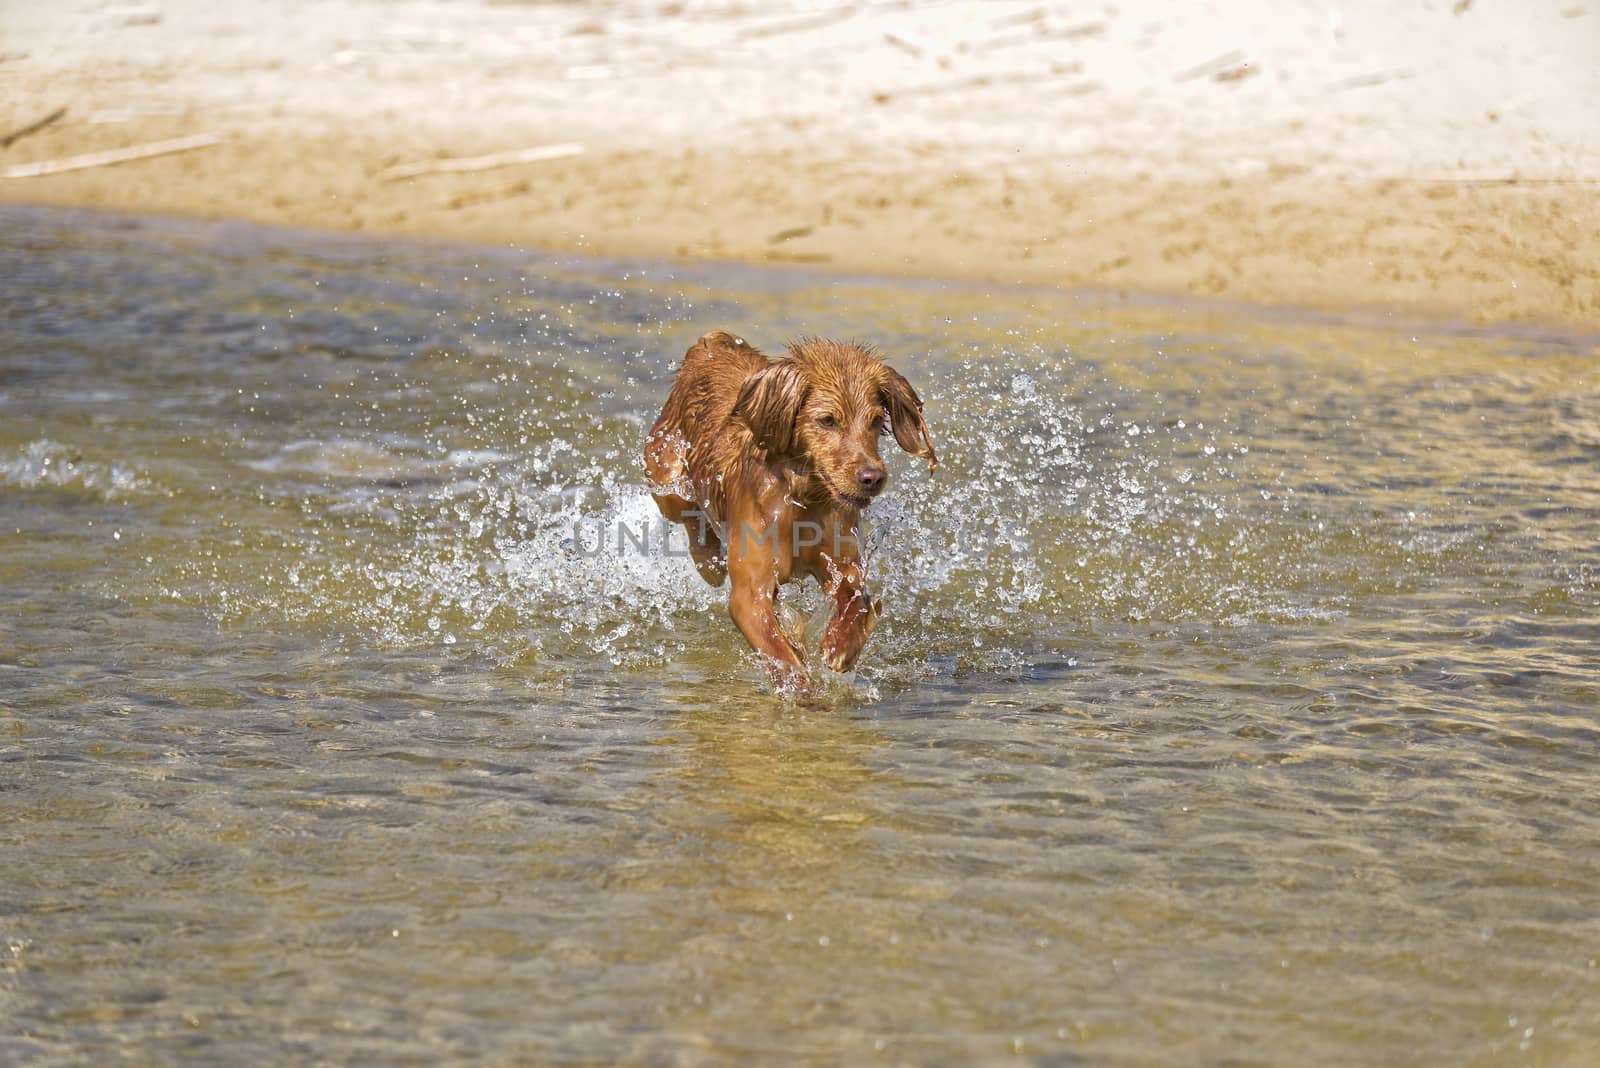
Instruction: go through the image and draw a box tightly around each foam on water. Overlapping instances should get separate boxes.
[0,438,149,498]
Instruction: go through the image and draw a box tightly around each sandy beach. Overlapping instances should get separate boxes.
[2,0,1597,330]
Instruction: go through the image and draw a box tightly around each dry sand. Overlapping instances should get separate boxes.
[2,0,1597,330]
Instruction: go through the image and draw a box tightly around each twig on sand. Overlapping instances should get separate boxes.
[1213,61,1257,83]
[0,106,67,149]
[1328,69,1414,92]
[739,4,860,39]
[379,143,585,182]
[883,30,925,58]
[976,20,1108,51]
[442,179,532,211]
[1175,49,1245,82]
[2,133,221,178]
[765,250,831,264]
[768,225,814,244]
[875,63,1083,103]
[1423,176,1600,185]
[989,6,1046,29]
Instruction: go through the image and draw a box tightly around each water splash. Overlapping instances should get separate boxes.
[10,210,1562,694]
[182,340,1414,690]
[0,439,148,498]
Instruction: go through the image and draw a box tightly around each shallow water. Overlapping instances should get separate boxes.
[3,205,1598,1066]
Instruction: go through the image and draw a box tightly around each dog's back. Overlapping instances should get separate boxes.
[646,330,771,513]
[650,330,767,451]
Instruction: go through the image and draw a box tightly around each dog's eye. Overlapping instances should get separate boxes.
[871,415,886,434]
[817,414,838,429]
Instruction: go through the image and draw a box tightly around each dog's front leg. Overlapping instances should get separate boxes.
[820,559,881,674]
[726,525,810,694]
[728,578,810,693]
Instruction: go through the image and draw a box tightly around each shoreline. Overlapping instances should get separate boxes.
[6,133,1596,334]
[11,197,1595,348]
[3,0,1596,332]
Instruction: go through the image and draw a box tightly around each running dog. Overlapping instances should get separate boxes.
[645,331,936,694]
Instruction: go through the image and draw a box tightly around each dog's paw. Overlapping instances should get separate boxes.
[821,594,882,673]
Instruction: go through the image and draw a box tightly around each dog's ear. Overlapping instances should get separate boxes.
[881,365,938,471]
[733,358,807,458]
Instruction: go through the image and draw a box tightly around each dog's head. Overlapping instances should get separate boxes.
[732,339,937,509]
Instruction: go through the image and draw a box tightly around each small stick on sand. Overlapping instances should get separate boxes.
[0,106,67,149]
[1422,176,1600,185]
[989,6,1046,29]
[442,179,532,210]
[3,132,221,178]
[883,30,925,58]
[739,4,860,39]
[875,63,1083,103]
[1328,69,1414,92]
[379,142,585,182]
[768,225,814,244]
[976,20,1109,51]
[1175,49,1245,82]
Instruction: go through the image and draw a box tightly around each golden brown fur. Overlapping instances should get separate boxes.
[645,330,936,694]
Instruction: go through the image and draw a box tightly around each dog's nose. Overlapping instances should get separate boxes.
[856,466,886,494]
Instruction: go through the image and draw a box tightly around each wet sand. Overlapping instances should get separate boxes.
[3,0,1597,330]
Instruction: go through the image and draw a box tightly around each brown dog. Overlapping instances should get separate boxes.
[645,331,936,694]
